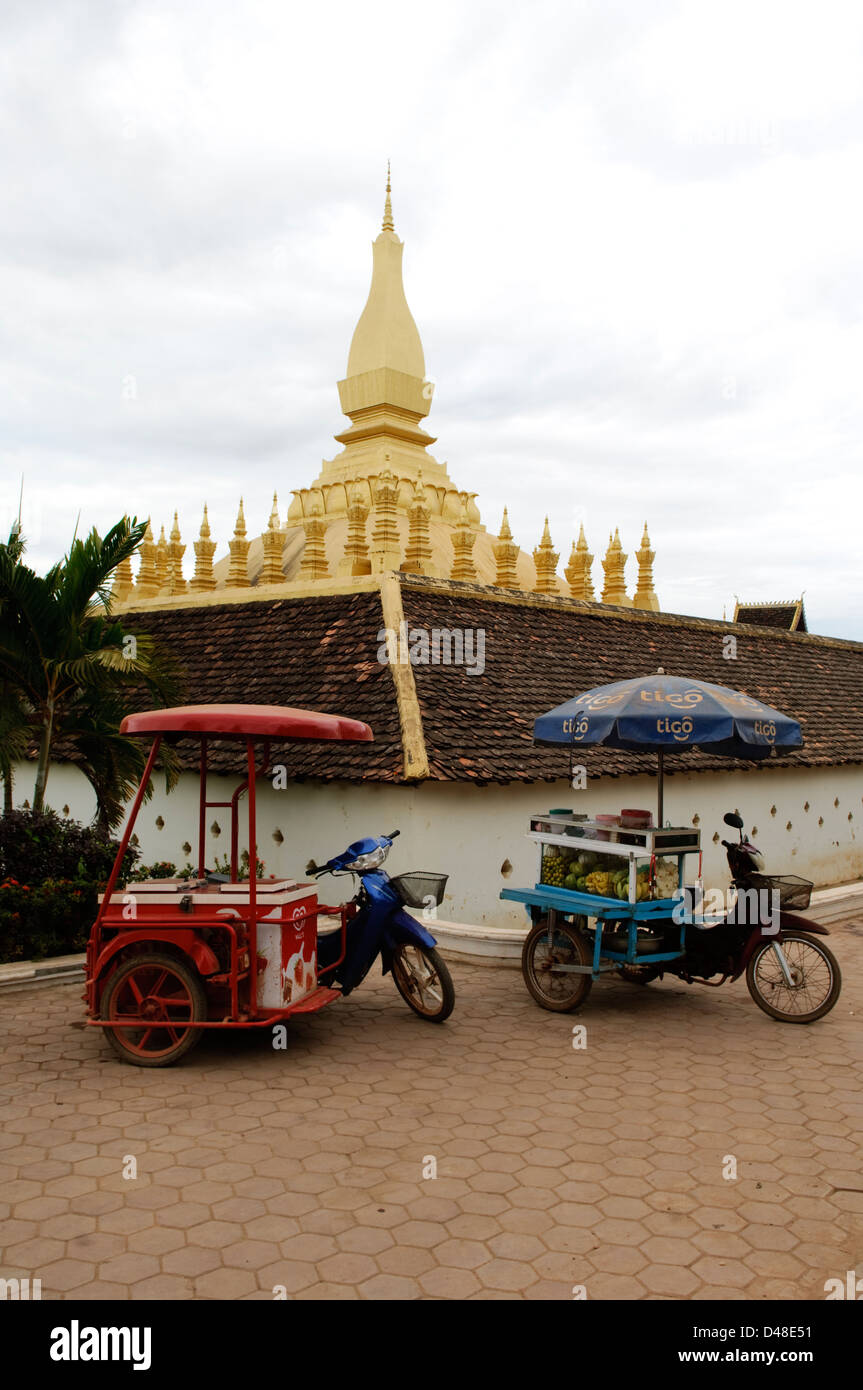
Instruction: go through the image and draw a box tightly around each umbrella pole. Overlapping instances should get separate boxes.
[657,749,664,827]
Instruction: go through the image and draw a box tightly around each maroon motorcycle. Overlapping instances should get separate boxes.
[521,812,842,1024]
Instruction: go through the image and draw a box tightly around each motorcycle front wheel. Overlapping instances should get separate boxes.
[391,944,455,1023]
[746,931,841,1023]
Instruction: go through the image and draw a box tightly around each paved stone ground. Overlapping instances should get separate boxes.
[1,915,862,1301]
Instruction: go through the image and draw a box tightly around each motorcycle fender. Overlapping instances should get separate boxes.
[386,911,436,956]
[778,911,830,936]
[736,911,829,977]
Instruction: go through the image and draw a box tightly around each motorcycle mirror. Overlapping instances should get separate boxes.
[723,812,744,830]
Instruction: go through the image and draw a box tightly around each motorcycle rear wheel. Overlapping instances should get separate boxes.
[746,931,841,1023]
[391,944,454,1022]
[522,915,593,1013]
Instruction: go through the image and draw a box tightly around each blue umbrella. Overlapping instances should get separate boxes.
[534,670,803,825]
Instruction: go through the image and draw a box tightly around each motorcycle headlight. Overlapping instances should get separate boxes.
[344,845,389,871]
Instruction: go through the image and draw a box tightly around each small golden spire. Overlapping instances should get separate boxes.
[167,511,187,594]
[226,498,250,588]
[136,520,159,598]
[111,552,134,604]
[370,468,402,571]
[299,501,330,581]
[494,507,519,588]
[633,521,659,611]
[565,523,595,600]
[402,469,435,576]
[155,524,168,592]
[190,504,217,592]
[450,493,478,583]
[533,517,559,595]
[382,160,394,232]
[601,528,630,606]
[259,495,286,585]
[341,485,371,576]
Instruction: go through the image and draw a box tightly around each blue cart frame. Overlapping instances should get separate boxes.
[501,876,688,979]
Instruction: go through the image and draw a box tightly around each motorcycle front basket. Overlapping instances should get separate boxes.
[390,872,448,909]
[748,873,813,911]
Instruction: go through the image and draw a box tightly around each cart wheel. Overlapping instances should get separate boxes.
[391,945,454,1023]
[522,915,593,1013]
[746,931,841,1024]
[101,952,206,1066]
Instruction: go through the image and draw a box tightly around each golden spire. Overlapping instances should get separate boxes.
[565,523,595,601]
[533,517,559,595]
[345,178,424,382]
[341,486,371,576]
[190,504,217,592]
[370,467,402,571]
[402,469,435,576]
[167,512,187,594]
[450,493,478,583]
[382,160,394,233]
[299,501,330,581]
[493,506,519,588]
[111,553,134,604]
[155,524,168,592]
[259,494,285,585]
[601,528,630,606]
[632,521,660,611]
[226,498,251,589]
[136,520,159,598]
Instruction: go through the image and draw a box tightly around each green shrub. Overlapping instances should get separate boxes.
[0,808,139,963]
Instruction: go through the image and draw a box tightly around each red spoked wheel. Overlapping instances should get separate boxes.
[101,952,206,1066]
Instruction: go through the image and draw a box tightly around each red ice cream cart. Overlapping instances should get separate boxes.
[84,703,373,1065]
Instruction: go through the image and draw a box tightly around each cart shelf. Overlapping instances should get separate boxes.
[501,884,678,919]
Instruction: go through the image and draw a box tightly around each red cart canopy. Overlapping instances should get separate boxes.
[119,704,374,742]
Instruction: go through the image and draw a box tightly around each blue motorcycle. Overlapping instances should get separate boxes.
[310,830,455,1023]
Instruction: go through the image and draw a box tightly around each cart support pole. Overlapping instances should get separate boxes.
[657,749,664,828]
[246,738,257,1019]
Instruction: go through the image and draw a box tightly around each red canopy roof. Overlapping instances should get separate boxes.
[119,704,374,742]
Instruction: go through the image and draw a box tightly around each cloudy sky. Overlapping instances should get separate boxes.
[2,0,862,637]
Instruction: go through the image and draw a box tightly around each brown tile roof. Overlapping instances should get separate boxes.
[122,592,402,780]
[61,576,863,786]
[398,577,862,784]
[735,600,807,632]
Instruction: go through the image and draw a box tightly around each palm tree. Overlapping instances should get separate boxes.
[0,516,183,826]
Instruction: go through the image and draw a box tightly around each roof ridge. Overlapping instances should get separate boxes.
[394,573,856,651]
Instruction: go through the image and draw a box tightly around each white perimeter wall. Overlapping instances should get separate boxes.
[14,759,863,929]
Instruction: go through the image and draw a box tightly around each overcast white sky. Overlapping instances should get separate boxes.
[2,0,862,637]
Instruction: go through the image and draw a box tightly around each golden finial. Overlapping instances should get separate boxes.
[633,520,659,611]
[299,504,330,582]
[190,503,216,592]
[566,524,595,601]
[227,498,250,588]
[382,161,394,233]
[341,485,371,577]
[494,507,519,588]
[450,493,478,583]
[533,517,559,595]
[260,494,286,585]
[167,512,187,594]
[601,528,630,606]
[402,468,435,576]
[136,519,159,598]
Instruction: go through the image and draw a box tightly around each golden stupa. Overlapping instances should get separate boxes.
[116,171,659,611]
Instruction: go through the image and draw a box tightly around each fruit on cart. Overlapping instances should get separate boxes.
[585,870,614,896]
[652,858,678,899]
[565,872,579,890]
